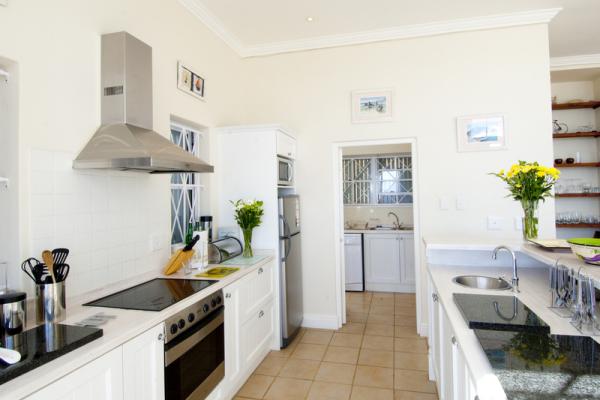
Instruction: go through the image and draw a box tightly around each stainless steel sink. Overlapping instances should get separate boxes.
[452,275,512,290]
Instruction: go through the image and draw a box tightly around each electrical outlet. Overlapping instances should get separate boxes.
[487,216,503,231]
[439,196,450,210]
[514,217,523,231]
[150,234,164,252]
[456,196,466,210]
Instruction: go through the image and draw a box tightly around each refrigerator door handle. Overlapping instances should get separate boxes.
[279,215,292,262]
[279,214,291,238]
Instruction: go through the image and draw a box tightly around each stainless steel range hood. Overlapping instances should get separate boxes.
[73,32,214,174]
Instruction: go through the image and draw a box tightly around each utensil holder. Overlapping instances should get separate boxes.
[36,281,66,324]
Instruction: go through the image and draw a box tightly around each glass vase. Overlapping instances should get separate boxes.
[242,228,254,258]
[521,200,539,240]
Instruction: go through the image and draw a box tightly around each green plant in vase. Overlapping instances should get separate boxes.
[490,161,560,240]
[231,199,264,258]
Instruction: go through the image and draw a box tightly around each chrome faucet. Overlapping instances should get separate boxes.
[492,246,519,293]
[388,212,401,229]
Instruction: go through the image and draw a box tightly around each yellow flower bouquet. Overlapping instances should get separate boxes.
[491,161,560,239]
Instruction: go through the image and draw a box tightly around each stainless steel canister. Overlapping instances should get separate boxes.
[0,291,27,335]
[36,281,66,324]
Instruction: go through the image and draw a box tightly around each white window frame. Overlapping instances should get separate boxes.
[170,123,203,245]
[343,153,412,207]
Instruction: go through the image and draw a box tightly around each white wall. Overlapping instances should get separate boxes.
[240,25,555,324]
[0,0,246,296]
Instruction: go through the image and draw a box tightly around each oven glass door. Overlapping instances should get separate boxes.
[165,307,225,400]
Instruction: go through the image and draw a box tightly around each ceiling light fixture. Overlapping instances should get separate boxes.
[305,16,314,22]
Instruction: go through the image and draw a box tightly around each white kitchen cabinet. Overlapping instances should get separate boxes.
[26,347,124,400]
[241,299,275,367]
[240,263,274,322]
[122,323,165,400]
[364,233,415,292]
[344,233,363,291]
[276,130,297,159]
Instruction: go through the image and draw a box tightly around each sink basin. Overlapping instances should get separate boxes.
[452,275,512,290]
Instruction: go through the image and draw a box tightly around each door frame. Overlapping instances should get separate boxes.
[331,137,422,332]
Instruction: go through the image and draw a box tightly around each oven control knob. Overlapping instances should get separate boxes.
[216,296,222,305]
[203,304,210,313]
[211,299,217,307]
[188,313,195,323]
[178,319,185,329]
[170,323,178,334]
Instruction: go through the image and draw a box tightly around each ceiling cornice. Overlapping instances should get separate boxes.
[550,54,600,71]
[178,2,561,58]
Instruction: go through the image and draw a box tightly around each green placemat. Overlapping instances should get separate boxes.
[222,254,268,266]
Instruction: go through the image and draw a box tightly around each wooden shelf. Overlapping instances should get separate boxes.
[556,223,600,229]
[552,101,600,110]
[556,193,600,198]
[553,131,600,139]
[554,162,600,168]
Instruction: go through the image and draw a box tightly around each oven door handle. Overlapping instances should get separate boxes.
[165,309,224,367]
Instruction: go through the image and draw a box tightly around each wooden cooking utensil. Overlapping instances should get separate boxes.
[42,250,56,284]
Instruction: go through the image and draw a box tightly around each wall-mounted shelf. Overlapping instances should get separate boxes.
[556,223,600,229]
[556,193,600,198]
[552,101,600,110]
[554,162,600,168]
[553,131,600,139]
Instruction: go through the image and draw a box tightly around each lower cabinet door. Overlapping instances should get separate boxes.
[223,280,243,391]
[26,347,124,400]
[122,323,165,400]
[241,300,275,368]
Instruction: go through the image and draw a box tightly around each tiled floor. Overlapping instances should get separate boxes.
[235,291,438,400]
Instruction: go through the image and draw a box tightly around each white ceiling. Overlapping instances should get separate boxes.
[184,0,600,58]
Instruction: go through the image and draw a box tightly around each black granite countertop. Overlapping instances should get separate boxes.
[0,324,103,385]
[454,293,550,333]
[475,329,600,399]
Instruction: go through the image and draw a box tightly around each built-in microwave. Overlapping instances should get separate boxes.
[278,156,294,186]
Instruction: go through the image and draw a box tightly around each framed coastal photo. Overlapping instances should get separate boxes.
[177,61,205,101]
[351,89,393,123]
[456,113,507,152]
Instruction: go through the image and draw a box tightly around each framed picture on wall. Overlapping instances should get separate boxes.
[456,113,507,152]
[177,61,205,101]
[351,89,393,123]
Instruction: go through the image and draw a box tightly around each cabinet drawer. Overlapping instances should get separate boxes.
[241,300,275,367]
[240,263,274,322]
[276,131,296,159]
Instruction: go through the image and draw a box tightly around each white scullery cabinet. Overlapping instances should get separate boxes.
[364,232,415,292]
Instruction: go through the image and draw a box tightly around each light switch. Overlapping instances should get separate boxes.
[439,196,450,210]
[514,217,523,231]
[487,216,503,231]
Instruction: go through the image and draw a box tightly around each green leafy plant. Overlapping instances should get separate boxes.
[231,199,264,230]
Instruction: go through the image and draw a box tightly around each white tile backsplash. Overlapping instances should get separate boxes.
[28,149,169,297]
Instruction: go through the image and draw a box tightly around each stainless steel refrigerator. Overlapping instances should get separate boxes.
[279,195,303,347]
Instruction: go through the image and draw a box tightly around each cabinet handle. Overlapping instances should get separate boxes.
[158,333,164,341]
[259,310,264,318]
[258,267,264,274]
[225,293,231,299]
[288,152,292,156]
[432,293,438,302]
[451,336,457,345]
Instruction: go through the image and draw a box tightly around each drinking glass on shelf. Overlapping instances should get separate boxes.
[583,184,592,194]
[555,184,564,194]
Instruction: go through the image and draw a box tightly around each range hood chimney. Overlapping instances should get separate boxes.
[73,32,214,173]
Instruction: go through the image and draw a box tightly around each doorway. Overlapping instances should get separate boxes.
[332,138,422,334]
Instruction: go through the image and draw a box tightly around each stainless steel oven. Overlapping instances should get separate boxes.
[277,156,294,186]
[164,290,224,400]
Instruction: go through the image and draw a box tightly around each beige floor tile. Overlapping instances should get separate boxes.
[394,338,428,354]
[362,335,394,351]
[324,346,360,365]
[279,358,321,380]
[373,292,394,300]
[371,298,395,307]
[368,313,395,326]
[315,362,357,384]
[365,324,395,337]
[395,315,417,327]
[370,305,395,315]
[351,386,394,400]
[236,374,274,399]
[347,312,369,323]
[394,369,437,393]
[338,322,366,334]
[302,329,334,345]
[395,352,428,371]
[348,302,371,313]
[358,349,394,368]
[330,333,364,348]
[394,390,438,400]
[292,343,328,361]
[308,381,353,400]
[354,365,394,389]
[394,293,416,301]
[254,354,288,376]
[264,377,312,400]
[394,325,419,338]
[233,397,256,400]
[394,306,416,316]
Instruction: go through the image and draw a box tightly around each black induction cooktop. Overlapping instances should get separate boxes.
[83,278,217,311]
[453,293,550,333]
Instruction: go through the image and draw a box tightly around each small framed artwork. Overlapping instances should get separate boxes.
[177,61,205,101]
[456,113,507,152]
[351,89,393,123]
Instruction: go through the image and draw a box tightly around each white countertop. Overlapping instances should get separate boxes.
[345,229,414,234]
[0,251,274,399]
